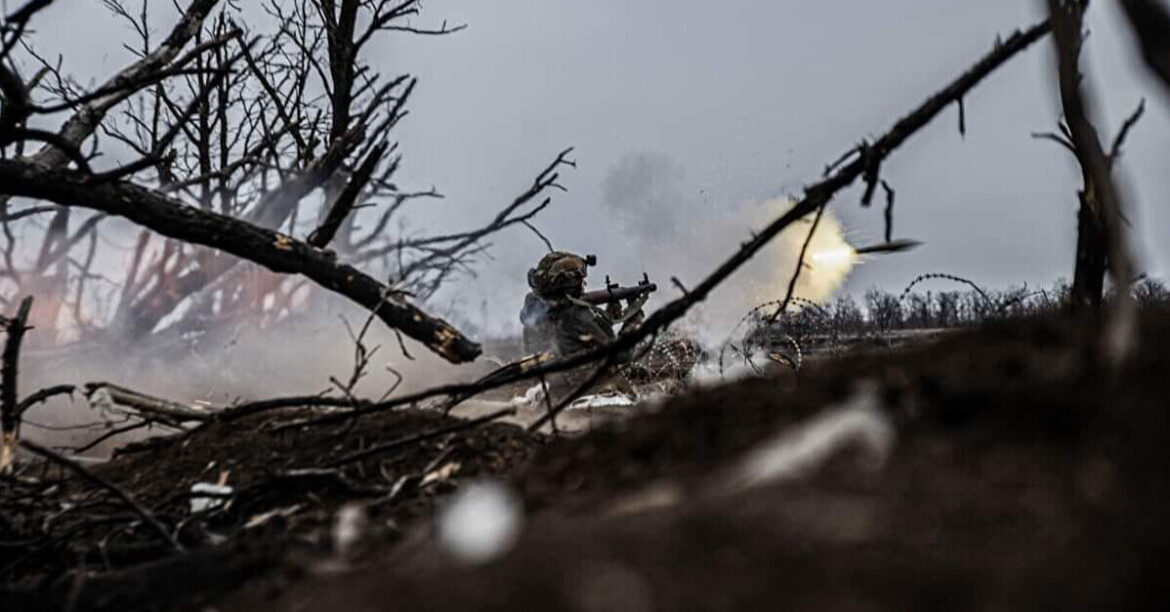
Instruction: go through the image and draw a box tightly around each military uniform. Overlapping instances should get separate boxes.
[521,292,617,356]
[519,251,645,399]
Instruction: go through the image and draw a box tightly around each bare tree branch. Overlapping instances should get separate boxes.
[0,161,483,361]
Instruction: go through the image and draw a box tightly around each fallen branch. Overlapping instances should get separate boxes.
[16,384,75,415]
[0,162,482,362]
[84,382,214,425]
[214,395,362,424]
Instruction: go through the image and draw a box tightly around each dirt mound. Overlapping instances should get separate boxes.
[230,315,1170,611]
[1,407,540,610]
[5,313,1170,610]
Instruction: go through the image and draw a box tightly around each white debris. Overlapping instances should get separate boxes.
[332,503,368,558]
[244,504,302,529]
[437,479,523,565]
[87,386,115,412]
[509,383,545,407]
[189,482,233,513]
[568,392,636,411]
[731,381,894,490]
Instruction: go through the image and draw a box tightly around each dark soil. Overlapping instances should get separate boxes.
[4,312,1170,610]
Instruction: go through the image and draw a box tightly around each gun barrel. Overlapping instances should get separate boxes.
[580,283,657,305]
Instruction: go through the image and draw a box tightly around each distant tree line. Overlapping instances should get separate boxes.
[758,277,1170,343]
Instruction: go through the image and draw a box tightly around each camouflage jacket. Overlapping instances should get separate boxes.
[520,293,616,356]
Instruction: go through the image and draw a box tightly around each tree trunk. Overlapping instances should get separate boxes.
[1071,191,1106,310]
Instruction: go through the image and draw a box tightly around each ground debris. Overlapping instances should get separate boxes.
[6,314,1170,610]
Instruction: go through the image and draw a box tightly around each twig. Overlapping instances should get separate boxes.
[881,180,896,243]
[520,219,554,252]
[19,439,182,551]
[16,384,75,415]
[1109,98,1145,168]
[765,202,827,326]
[536,373,558,435]
[527,354,620,433]
[322,407,514,468]
[70,421,151,454]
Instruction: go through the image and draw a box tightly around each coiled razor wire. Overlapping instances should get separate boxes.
[717,297,833,377]
[898,273,1046,319]
[900,273,993,307]
[713,273,1061,381]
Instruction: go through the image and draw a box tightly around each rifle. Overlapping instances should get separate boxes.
[579,274,657,321]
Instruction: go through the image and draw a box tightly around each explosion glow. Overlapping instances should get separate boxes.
[767,200,858,304]
[810,245,856,266]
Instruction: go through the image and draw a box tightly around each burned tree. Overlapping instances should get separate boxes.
[0,0,569,362]
[1033,2,1141,321]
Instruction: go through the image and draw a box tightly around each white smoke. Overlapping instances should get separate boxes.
[601,152,856,347]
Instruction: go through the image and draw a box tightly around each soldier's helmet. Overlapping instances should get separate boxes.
[528,251,593,296]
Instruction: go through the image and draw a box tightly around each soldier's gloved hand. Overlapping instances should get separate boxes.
[605,300,623,320]
[619,309,644,335]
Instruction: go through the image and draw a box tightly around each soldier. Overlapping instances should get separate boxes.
[519,251,645,359]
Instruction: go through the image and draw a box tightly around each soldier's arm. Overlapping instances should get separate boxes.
[554,307,616,355]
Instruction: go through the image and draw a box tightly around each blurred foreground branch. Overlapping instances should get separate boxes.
[1120,0,1170,95]
[1048,0,1137,368]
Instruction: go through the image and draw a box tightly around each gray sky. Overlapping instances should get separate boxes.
[26,0,1170,341]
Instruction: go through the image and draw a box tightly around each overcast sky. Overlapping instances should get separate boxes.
[27,0,1170,340]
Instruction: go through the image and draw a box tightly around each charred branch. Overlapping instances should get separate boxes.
[0,161,482,361]
[308,141,386,247]
[83,382,214,426]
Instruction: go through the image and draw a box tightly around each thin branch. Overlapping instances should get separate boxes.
[308,140,386,247]
[322,407,514,468]
[765,202,827,326]
[19,439,182,551]
[16,384,75,415]
[1109,98,1145,168]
